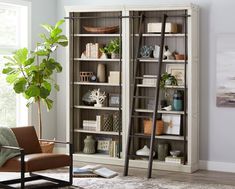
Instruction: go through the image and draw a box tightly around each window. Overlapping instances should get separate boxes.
[0,0,31,127]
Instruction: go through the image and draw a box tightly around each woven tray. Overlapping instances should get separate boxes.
[83,25,119,34]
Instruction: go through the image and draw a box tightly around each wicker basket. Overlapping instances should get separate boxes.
[143,119,164,135]
[40,141,54,153]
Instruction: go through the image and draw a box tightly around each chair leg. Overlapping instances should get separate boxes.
[69,143,73,185]
[20,149,25,189]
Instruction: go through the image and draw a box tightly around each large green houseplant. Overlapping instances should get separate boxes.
[1,20,68,140]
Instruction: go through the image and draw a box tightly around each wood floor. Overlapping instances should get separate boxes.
[75,161,235,186]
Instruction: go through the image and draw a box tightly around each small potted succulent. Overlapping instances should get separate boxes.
[99,38,120,59]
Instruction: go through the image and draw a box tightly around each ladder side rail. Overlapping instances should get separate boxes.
[124,12,145,176]
[147,14,167,179]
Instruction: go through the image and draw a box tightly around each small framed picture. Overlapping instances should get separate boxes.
[162,114,181,135]
[97,138,111,154]
[166,64,185,86]
[108,93,120,107]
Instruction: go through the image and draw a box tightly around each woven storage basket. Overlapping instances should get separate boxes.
[40,141,55,153]
[144,119,164,135]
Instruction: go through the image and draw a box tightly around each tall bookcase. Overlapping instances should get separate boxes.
[65,4,199,172]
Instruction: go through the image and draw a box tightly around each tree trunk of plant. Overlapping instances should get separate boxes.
[37,99,42,139]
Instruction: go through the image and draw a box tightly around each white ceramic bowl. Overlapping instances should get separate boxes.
[170,150,181,157]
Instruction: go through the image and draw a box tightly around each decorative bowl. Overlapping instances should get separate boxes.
[170,150,181,157]
[174,54,185,60]
[83,25,119,34]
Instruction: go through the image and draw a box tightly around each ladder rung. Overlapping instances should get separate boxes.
[129,134,151,138]
[128,154,150,159]
[135,76,157,79]
[131,115,152,119]
[133,96,154,99]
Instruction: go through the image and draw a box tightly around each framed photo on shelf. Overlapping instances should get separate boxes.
[162,114,181,135]
[166,64,185,86]
[96,137,112,154]
[108,93,120,107]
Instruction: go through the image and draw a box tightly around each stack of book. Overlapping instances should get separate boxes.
[165,156,184,164]
[73,164,118,178]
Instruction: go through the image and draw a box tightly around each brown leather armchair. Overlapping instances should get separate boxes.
[0,126,73,189]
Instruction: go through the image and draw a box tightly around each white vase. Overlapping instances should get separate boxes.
[97,64,106,82]
[153,45,160,59]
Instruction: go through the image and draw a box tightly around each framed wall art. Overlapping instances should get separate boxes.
[166,64,185,86]
[216,34,235,107]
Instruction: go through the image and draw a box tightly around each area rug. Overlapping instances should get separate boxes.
[53,173,235,189]
[2,172,235,189]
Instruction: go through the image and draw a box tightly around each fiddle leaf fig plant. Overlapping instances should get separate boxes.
[1,20,68,139]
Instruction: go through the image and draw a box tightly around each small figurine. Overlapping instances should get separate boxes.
[163,46,174,60]
[90,89,106,107]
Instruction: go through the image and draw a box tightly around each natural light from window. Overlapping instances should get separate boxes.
[0,1,30,127]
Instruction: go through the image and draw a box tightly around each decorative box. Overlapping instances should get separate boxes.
[147,23,178,33]
[108,71,120,84]
[143,119,164,135]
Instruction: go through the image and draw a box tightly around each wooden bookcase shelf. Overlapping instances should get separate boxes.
[66,4,199,173]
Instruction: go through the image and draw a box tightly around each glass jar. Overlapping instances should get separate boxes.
[173,90,183,111]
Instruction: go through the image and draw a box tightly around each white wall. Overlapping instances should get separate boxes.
[25,0,57,139]
[55,0,235,170]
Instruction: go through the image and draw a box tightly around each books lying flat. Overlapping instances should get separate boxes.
[93,167,118,178]
[165,156,184,164]
[73,164,118,178]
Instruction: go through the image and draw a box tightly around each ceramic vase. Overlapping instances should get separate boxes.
[158,143,169,161]
[83,135,96,154]
[153,45,160,59]
[97,64,106,82]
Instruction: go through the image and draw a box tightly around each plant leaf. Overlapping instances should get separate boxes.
[41,24,53,32]
[13,78,27,93]
[25,85,40,97]
[43,98,53,111]
[14,48,28,65]
[53,62,62,72]
[6,72,19,84]
[24,57,35,67]
[54,83,60,91]
[2,67,14,74]
[42,81,51,91]
[51,27,62,38]
[57,35,68,47]
[55,20,64,29]
[40,87,50,99]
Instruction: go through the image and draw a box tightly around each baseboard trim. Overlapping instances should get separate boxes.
[199,160,235,173]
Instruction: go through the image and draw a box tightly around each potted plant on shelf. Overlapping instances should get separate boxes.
[99,38,120,59]
[1,20,68,152]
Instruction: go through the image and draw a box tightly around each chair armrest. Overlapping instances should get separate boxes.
[0,145,23,151]
[38,139,71,145]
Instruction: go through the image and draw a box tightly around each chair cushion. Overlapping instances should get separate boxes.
[11,126,42,154]
[0,153,71,172]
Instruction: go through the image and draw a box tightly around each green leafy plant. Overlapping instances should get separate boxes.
[1,20,68,138]
[99,38,120,56]
[160,72,178,89]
